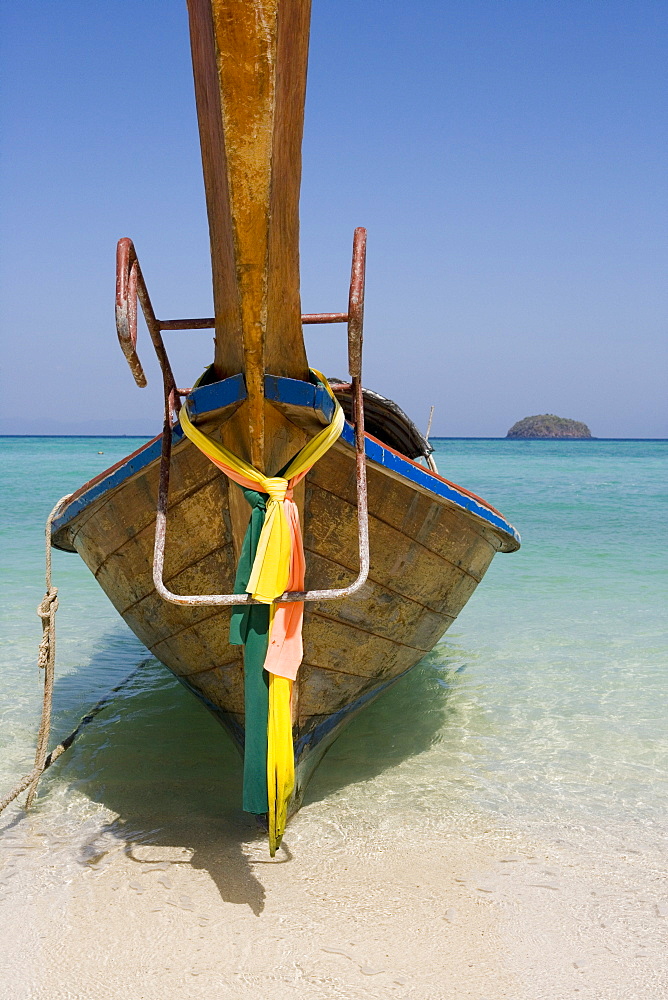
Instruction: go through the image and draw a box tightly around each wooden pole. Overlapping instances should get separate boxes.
[186,0,311,469]
[426,405,435,441]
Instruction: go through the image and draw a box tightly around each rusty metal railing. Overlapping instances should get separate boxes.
[115,230,366,383]
[115,229,369,607]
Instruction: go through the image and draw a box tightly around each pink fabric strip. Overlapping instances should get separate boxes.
[205,456,259,493]
[203,454,309,681]
[263,497,306,680]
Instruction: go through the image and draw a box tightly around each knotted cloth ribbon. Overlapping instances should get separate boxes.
[179,370,344,854]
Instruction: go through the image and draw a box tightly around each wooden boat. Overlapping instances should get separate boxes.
[51,0,519,840]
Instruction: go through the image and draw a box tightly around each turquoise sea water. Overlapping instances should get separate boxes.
[0,436,666,869]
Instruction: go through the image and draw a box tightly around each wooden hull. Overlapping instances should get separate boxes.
[52,377,519,808]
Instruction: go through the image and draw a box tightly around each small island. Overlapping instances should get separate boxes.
[507,414,592,439]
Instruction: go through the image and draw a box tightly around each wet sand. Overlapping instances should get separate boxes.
[1,796,666,1000]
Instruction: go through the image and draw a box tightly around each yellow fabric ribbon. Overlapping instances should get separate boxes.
[267,673,294,853]
[178,369,343,604]
[178,370,344,854]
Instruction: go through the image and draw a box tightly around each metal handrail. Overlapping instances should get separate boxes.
[115,234,357,391]
[150,227,369,607]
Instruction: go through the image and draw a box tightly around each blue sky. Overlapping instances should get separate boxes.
[1,1,666,437]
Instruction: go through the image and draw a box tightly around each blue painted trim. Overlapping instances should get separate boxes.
[339,422,520,543]
[187,372,246,418]
[264,373,336,424]
[51,372,246,537]
[52,371,519,547]
[52,426,185,536]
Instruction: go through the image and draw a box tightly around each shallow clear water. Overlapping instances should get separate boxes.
[1,436,666,869]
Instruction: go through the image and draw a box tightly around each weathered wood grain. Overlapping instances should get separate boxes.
[304,483,489,612]
[309,443,507,561]
[70,437,222,556]
[296,664,382,722]
[303,551,454,649]
[186,0,310,468]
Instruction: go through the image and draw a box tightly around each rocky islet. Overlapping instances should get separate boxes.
[507,414,592,439]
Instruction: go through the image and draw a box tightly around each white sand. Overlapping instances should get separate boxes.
[1,797,666,1000]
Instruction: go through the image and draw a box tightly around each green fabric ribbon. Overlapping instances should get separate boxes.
[229,487,270,814]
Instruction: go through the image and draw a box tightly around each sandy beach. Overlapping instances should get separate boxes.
[1,780,666,1000]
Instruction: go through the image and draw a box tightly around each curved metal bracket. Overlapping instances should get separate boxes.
[115,238,181,426]
[115,239,145,387]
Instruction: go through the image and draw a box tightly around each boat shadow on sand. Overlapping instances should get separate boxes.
[33,629,463,914]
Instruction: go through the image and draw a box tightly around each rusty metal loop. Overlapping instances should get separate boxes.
[115,238,147,387]
[114,237,181,431]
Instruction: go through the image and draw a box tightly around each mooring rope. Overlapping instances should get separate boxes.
[24,494,72,807]
[0,661,147,816]
[0,495,148,817]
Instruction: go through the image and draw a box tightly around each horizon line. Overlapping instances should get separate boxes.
[1,435,667,442]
